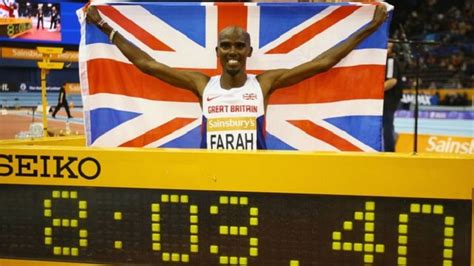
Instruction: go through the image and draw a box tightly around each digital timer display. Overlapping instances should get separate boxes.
[0,21,32,38]
[0,185,470,265]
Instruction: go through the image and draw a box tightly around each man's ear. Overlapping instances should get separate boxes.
[248,46,253,57]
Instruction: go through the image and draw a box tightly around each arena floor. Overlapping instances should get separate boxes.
[0,107,472,150]
[0,108,85,140]
[395,118,474,137]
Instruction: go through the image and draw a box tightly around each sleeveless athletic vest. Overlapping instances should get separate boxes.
[201,75,266,150]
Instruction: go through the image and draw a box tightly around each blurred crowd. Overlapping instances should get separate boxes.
[440,92,470,106]
[389,0,473,90]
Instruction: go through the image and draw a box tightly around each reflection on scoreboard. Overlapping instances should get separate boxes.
[0,18,32,38]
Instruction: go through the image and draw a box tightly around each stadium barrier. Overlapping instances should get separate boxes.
[0,135,85,146]
[0,92,83,108]
[403,88,473,101]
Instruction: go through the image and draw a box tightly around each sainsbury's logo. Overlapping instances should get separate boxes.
[426,136,474,154]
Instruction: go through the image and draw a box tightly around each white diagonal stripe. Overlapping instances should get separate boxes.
[267,117,338,151]
[86,93,200,115]
[257,6,338,53]
[266,100,382,151]
[295,5,375,56]
[95,6,214,68]
[87,94,200,146]
[248,5,377,69]
[113,5,205,52]
[267,100,382,120]
[145,119,202,148]
[333,49,386,67]
[311,119,376,151]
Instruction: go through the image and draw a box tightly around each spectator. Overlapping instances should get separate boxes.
[49,6,58,30]
[387,0,472,94]
[51,84,73,119]
[383,43,403,152]
[36,6,44,30]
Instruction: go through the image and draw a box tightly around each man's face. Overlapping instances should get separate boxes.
[216,29,252,76]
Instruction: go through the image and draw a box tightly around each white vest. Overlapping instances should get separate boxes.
[201,75,266,150]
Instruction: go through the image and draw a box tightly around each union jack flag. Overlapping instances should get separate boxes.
[0,4,10,18]
[79,2,392,151]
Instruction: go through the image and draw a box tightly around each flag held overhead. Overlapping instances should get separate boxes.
[79,2,392,151]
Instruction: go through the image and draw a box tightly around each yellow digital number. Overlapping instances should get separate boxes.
[398,203,454,266]
[44,190,85,257]
[7,24,14,37]
[331,201,384,264]
[151,194,196,263]
[210,196,256,265]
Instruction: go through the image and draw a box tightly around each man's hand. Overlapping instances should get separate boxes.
[371,4,388,27]
[85,6,102,26]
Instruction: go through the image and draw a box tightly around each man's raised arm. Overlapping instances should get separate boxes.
[258,4,388,96]
[86,6,209,97]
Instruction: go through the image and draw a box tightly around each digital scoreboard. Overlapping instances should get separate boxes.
[0,18,32,38]
[0,185,471,266]
[0,146,472,265]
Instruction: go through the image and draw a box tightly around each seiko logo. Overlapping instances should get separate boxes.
[243,93,257,100]
[0,154,101,180]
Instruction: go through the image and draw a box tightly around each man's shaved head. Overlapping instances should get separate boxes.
[216,26,253,77]
[218,26,251,45]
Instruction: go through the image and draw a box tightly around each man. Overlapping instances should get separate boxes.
[36,6,44,30]
[52,83,73,119]
[86,5,387,150]
[383,42,402,152]
[49,6,58,30]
